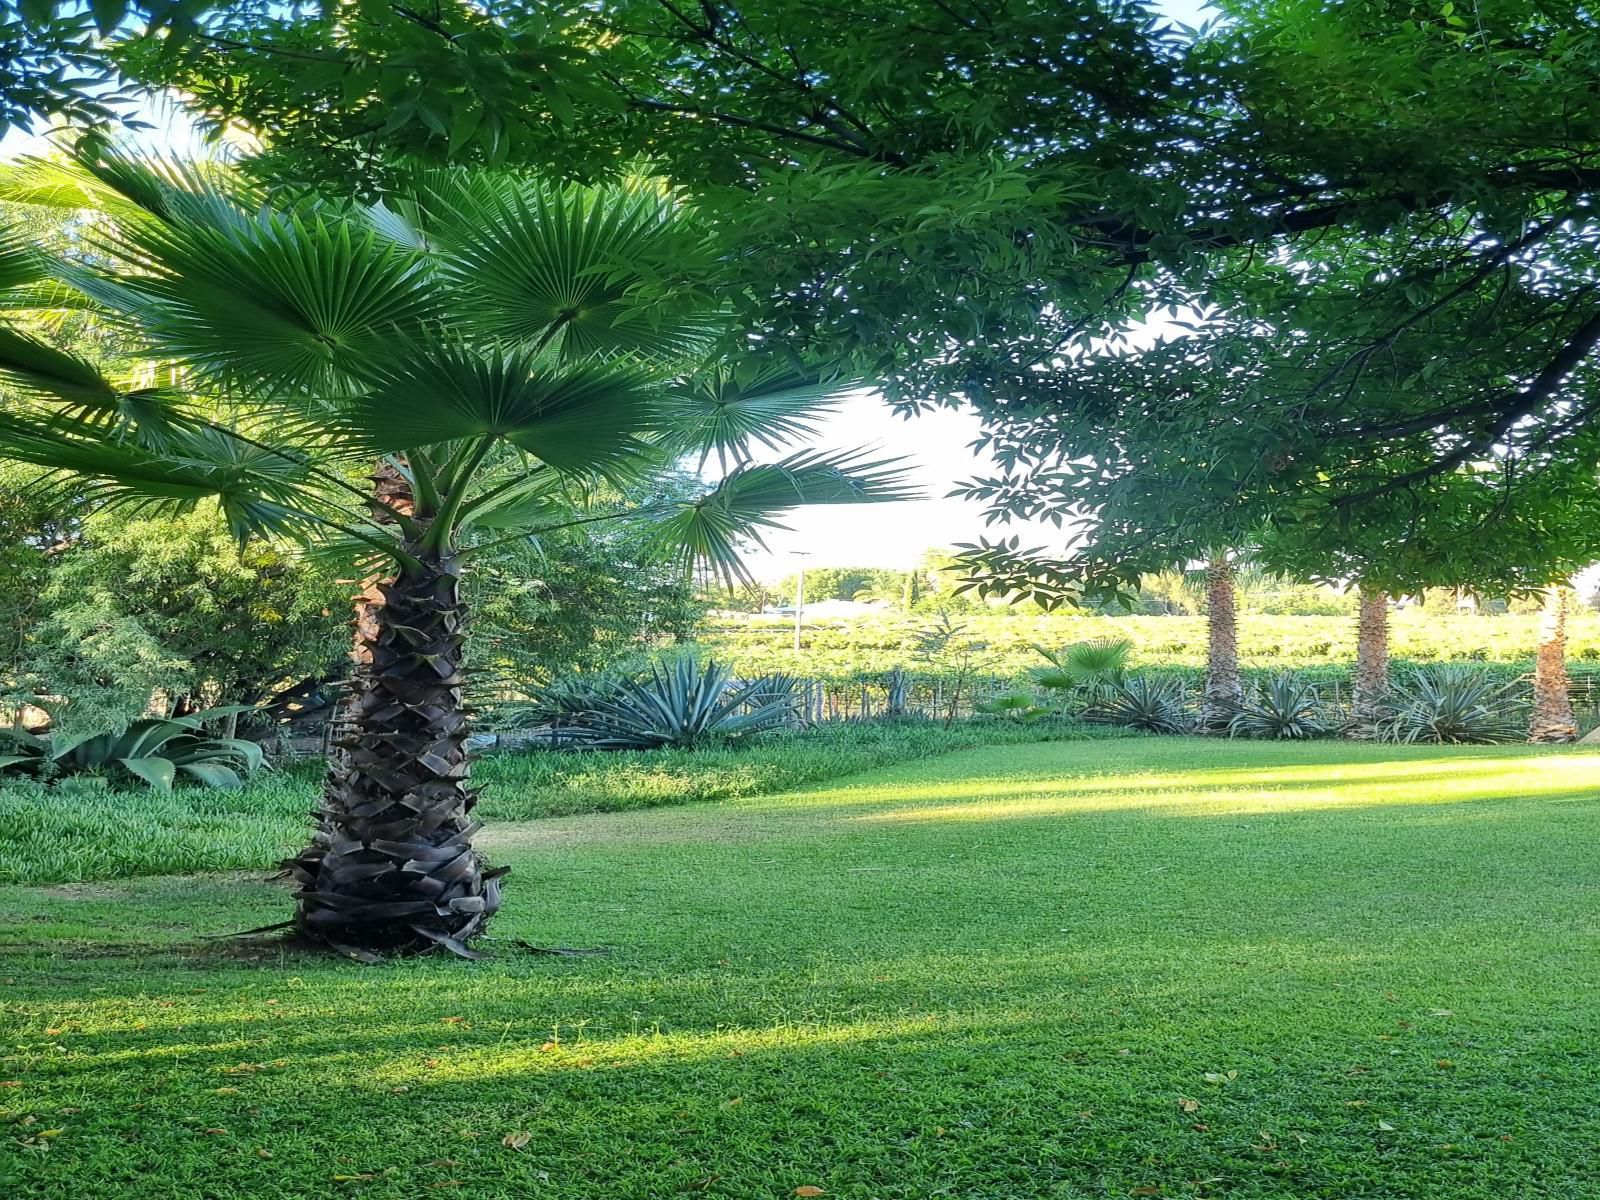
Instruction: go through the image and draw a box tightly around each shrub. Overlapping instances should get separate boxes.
[1228,673,1330,740]
[1373,667,1525,745]
[525,658,800,750]
[1030,637,1132,702]
[1082,676,1192,734]
[0,706,267,790]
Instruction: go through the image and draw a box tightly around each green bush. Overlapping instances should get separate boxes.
[1228,673,1332,740]
[1374,667,1526,745]
[1082,676,1194,734]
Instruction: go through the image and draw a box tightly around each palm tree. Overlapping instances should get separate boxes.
[0,153,913,959]
[1200,552,1242,730]
[1348,583,1390,734]
[1529,584,1578,743]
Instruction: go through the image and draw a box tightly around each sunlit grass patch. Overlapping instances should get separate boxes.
[2,738,1598,1199]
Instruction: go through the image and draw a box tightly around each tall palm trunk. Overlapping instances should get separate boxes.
[1200,553,1242,730]
[1529,584,1577,743]
[288,539,505,959]
[1349,584,1389,734]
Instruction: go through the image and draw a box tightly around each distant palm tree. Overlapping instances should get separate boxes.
[1529,584,1578,743]
[0,152,913,959]
[1200,551,1242,730]
[1348,583,1390,734]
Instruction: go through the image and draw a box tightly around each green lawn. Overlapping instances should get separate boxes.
[3,738,1598,1198]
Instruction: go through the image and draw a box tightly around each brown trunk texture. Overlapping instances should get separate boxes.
[1348,586,1390,734]
[1201,554,1242,731]
[1529,584,1577,743]
[288,541,505,960]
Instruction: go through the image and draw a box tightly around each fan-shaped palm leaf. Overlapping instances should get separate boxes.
[428,174,719,361]
[86,208,440,394]
[334,340,665,479]
[652,448,920,584]
[657,363,861,463]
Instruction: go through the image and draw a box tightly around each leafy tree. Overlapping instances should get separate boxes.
[0,151,911,959]
[21,503,348,731]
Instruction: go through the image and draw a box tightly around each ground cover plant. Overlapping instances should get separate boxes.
[0,720,1125,885]
[2,737,1597,1198]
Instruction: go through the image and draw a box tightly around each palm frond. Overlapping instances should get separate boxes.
[650,448,920,585]
[657,363,862,462]
[335,340,665,478]
[0,324,194,442]
[87,207,439,393]
[427,174,720,362]
[0,412,315,543]
[0,223,45,293]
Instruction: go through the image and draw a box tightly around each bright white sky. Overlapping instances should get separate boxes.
[0,1,1221,583]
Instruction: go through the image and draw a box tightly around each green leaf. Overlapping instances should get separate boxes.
[177,762,244,789]
[338,341,665,478]
[117,756,177,792]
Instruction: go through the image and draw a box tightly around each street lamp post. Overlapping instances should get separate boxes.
[791,551,809,653]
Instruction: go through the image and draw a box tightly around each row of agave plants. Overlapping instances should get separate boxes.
[502,639,1535,751]
[977,639,1532,744]
[0,640,1539,793]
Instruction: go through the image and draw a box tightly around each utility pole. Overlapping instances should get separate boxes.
[791,551,809,653]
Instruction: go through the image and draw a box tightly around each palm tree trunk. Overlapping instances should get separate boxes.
[1348,585,1389,734]
[1529,584,1577,743]
[329,461,415,768]
[288,541,505,959]
[1200,553,1242,731]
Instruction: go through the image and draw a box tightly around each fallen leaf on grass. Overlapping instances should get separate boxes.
[1377,1121,1396,1132]
[1430,1008,1454,1017]
[719,1097,743,1110]
[794,1188,827,1197]
[202,1128,229,1136]
[1201,1071,1238,1085]
[502,1131,532,1150]
[255,1149,272,1159]
[332,1174,376,1183]
[1177,1098,1201,1113]
[1435,1059,1455,1069]
[1131,1187,1162,1197]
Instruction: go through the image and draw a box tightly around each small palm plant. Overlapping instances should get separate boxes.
[1031,637,1132,707]
[0,151,913,959]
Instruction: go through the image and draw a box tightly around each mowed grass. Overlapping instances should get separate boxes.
[2,738,1598,1199]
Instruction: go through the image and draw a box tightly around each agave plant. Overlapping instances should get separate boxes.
[0,151,913,958]
[1082,675,1193,734]
[541,658,799,749]
[1374,667,1524,745]
[1228,673,1330,740]
[1031,637,1132,703]
[0,706,264,789]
